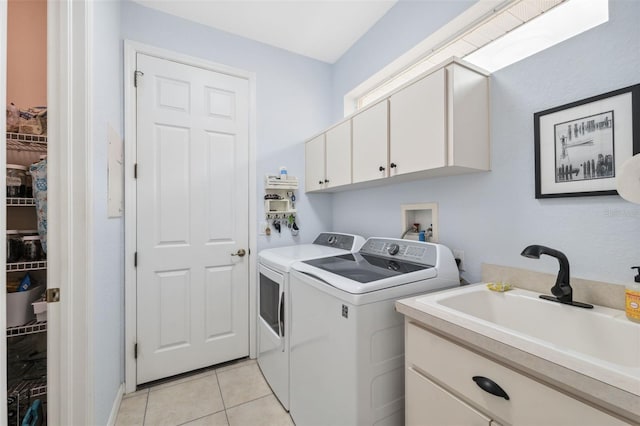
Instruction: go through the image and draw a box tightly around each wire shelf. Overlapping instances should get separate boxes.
[8,378,47,399]
[6,132,48,153]
[7,198,36,206]
[7,320,47,338]
[7,261,47,272]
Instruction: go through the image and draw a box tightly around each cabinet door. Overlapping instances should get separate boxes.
[390,68,446,176]
[406,367,491,426]
[305,134,325,192]
[325,120,352,188]
[352,100,389,183]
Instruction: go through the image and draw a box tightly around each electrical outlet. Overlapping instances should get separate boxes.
[452,249,465,271]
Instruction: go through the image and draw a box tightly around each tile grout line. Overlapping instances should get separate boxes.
[214,370,232,426]
[223,393,275,411]
[142,388,150,426]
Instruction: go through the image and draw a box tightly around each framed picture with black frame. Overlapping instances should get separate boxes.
[533,84,640,199]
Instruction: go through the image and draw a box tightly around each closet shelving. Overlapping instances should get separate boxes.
[7,198,36,206]
[6,132,47,153]
[7,320,47,338]
[6,131,49,422]
[7,261,48,272]
[8,379,47,399]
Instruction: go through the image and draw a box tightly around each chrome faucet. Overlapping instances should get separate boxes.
[520,245,593,309]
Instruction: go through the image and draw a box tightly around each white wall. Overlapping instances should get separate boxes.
[91,1,124,424]
[330,0,640,285]
[121,0,335,251]
[331,0,476,122]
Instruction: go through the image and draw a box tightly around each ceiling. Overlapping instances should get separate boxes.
[132,0,398,63]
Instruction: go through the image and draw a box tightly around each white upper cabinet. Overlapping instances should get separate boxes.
[352,100,389,183]
[390,62,489,177]
[325,120,352,188]
[304,58,489,193]
[305,134,326,192]
[390,68,447,176]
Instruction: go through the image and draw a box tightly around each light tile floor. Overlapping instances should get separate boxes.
[116,359,294,426]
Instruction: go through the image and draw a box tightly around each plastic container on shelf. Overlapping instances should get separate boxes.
[32,300,47,322]
[22,236,44,261]
[7,230,24,263]
[7,164,27,197]
[6,285,44,327]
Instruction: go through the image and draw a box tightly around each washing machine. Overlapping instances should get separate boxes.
[289,237,460,426]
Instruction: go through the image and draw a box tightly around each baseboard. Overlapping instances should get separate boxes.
[106,383,125,426]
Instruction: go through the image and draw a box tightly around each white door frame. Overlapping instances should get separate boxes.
[47,0,94,424]
[123,41,258,393]
[1,1,92,424]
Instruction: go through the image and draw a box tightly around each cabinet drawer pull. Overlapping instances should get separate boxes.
[379,166,385,171]
[390,163,397,168]
[472,376,510,400]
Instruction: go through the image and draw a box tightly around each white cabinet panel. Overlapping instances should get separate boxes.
[352,100,388,183]
[325,120,352,188]
[406,367,491,426]
[305,134,325,192]
[390,68,447,176]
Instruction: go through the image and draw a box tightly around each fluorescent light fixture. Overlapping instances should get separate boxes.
[465,0,609,72]
[355,0,609,111]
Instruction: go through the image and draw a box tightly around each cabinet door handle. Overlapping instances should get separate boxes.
[324,179,330,183]
[472,376,510,400]
[318,180,323,185]
[390,163,397,168]
[379,166,385,171]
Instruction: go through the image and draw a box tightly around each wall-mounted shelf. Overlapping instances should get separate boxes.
[265,175,299,190]
[7,261,47,272]
[6,132,48,153]
[7,319,47,337]
[7,198,36,206]
[264,175,298,221]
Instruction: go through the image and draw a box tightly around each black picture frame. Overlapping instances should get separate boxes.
[533,84,640,199]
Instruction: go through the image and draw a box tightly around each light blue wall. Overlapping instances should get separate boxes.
[92,1,124,424]
[121,0,335,251]
[331,0,640,285]
[331,0,476,121]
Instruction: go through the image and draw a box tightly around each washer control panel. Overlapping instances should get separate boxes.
[361,238,437,266]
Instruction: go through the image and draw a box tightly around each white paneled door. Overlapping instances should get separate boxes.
[135,53,249,384]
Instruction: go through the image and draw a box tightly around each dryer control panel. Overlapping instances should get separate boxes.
[360,238,437,266]
[313,233,361,251]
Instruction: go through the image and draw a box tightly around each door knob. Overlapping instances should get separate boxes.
[231,249,246,257]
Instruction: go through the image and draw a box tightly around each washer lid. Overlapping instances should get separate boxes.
[303,253,431,283]
[292,257,438,294]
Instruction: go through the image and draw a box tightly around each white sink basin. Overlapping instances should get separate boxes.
[414,284,640,395]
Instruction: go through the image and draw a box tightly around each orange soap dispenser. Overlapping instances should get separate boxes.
[626,266,640,322]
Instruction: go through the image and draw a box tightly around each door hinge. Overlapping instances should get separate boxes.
[134,343,138,359]
[46,288,61,303]
[134,163,138,179]
[134,70,144,87]
[134,252,138,267]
